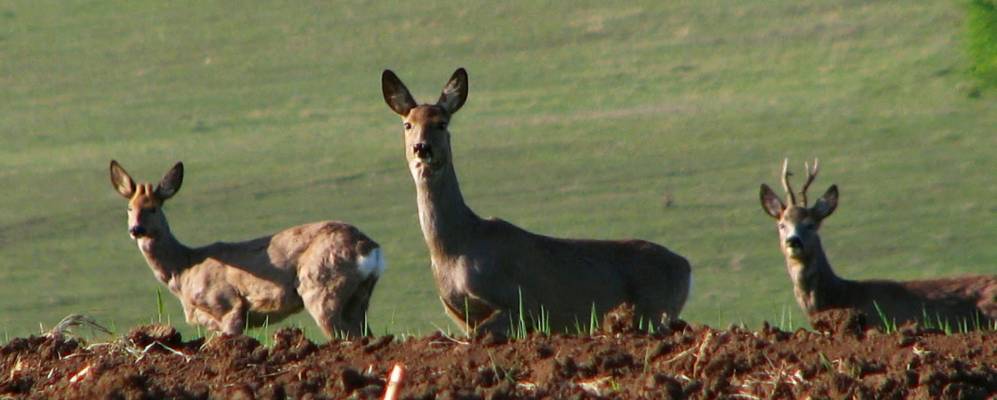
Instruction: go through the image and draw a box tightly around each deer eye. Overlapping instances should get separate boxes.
[778,223,786,230]
[403,122,412,130]
[439,121,448,129]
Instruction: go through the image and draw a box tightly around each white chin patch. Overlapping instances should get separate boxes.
[787,248,804,259]
[137,238,154,253]
[357,247,385,278]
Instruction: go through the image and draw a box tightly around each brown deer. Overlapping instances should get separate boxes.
[381,68,692,336]
[760,159,996,329]
[109,160,384,338]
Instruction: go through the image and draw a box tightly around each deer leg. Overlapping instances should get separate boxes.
[339,277,377,336]
[298,266,369,339]
[218,299,248,335]
[439,297,473,333]
[300,285,354,339]
[472,307,514,339]
[179,298,198,326]
[179,297,224,333]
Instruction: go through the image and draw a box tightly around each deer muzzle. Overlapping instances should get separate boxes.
[129,225,147,238]
[413,143,433,162]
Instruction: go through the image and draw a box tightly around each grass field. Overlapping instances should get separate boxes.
[1,1,994,341]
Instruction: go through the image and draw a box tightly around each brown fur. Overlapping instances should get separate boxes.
[760,160,996,329]
[109,160,383,338]
[382,68,691,336]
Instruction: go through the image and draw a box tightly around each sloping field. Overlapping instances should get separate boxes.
[0,1,995,341]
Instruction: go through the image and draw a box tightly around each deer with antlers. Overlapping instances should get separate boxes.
[382,68,691,336]
[760,159,996,329]
[109,160,384,338]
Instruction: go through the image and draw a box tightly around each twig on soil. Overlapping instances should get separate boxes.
[383,363,405,400]
[46,314,112,340]
[259,369,291,378]
[428,326,470,346]
[576,376,614,397]
[734,354,808,398]
[8,356,24,381]
[68,364,92,384]
[692,330,715,378]
[661,347,695,365]
[134,341,191,363]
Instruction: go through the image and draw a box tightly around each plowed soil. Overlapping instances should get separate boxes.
[1,309,994,399]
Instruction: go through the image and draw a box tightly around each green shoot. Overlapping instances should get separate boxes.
[156,289,165,324]
[921,307,935,330]
[573,317,584,336]
[464,297,472,339]
[872,301,897,333]
[817,352,833,372]
[588,303,600,336]
[517,286,527,339]
[362,312,370,338]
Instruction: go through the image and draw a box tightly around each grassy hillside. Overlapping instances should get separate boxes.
[1,1,994,340]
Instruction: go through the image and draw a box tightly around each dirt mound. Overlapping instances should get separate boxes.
[1,321,994,399]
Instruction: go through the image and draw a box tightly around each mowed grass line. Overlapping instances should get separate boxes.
[1,1,994,340]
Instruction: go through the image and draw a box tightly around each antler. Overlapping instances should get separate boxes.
[781,158,797,206]
[800,158,820,206]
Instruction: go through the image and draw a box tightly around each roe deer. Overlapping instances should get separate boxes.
[381,68,691,336]
[760,159,996,329]
[109,160,384,338]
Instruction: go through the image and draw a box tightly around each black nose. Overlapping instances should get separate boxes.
[413,143,433,159]
[129,226,146,237]
[785,237,803,249]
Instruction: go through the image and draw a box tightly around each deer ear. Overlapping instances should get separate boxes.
[812,185,838,220]
[437,68,468,115]
[760,184,785,219]
[382,69,417,117]
[155,162,184,200]
[110,160,137,199]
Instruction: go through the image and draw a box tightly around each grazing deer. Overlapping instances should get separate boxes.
[109,160,384,338]
[760,159,996,329]
[381,68,692,336]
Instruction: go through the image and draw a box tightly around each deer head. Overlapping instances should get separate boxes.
[109,160,183,243]
[760,158,838,261]
[382,68,468,184]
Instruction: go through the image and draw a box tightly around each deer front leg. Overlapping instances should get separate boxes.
[217,298,248,335]
[179,298,198,326]
[300,285,354,339]
[473,308,515,339]
[179,296,225,333]
[299,267,372,339]
[440,291,513,338]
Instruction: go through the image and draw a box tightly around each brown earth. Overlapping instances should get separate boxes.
[1,309,994,399]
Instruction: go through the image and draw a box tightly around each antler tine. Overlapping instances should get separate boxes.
[781,158,797,206]
[800,158,820,206]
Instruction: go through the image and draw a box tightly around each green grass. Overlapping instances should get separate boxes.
[967,0,997,88]
[1,1,995,342]
[872,301,897,334]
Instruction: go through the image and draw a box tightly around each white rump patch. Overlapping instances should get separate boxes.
[357,247,385,278]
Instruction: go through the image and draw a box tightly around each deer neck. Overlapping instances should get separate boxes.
[414,163,480,263]
[135,218,193,285]
[785,237,848,314]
